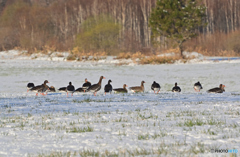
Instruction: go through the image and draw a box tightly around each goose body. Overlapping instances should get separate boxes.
[104,80,112,95]
[113,84,128,93]
[151,81,161,93]
[48,86,56,92]
[194,81,203,92]
[27,83,35,92]
[87,76,105,96]
[74,87,85,93]
[207,84,225,93]
[58,87,67,92]
[129,81,145,93]
[67,82,75,96]
[82,78,91,92]
[172,82,181,92]
[30,80,49,96]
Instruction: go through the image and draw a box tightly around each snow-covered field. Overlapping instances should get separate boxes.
[0,51,240,156]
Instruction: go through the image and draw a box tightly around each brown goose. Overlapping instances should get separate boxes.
[87,76,105,96]
[207,84,225,93]
[113,84,128,93]
[48,86,56,92]
[129,81,145,93]
[30,80,49,96]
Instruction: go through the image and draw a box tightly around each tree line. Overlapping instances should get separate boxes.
[0,0,240,55]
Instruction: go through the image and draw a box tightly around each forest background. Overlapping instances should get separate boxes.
[0,0,239,57]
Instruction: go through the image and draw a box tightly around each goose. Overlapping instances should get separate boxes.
[129,81,145,93]
[194,81,203,92]
[207,84,225,93]
[113,84,128,93]
[58,87,67,92]
[74,87,84,93]
[104,80,112,95]
[151,81,161,93]
[172,82,181,92]
[48,86,56,92]
[27,82,35,92]
[82,78,91,92]
[30,80,49,96]
[67,82,75,96]
[87,76,105,96]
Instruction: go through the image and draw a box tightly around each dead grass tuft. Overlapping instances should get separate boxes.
[67,47,107,61]
[140,55,180,64]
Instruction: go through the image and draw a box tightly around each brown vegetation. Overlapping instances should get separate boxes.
[0,0,240,56]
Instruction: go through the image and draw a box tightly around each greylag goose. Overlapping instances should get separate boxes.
[194,81,203,92]
[48,86,56,92]
[75,87,84,93]
[129,81,145,93]
[104,80,112,95]
[207,84,225,93]
[30,80,49,96]
[172,82,181,92]
[151,81,161,93]
[87,76,105,96]
[113,84,128,93]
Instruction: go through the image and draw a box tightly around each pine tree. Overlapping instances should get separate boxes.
[149,0,206,57]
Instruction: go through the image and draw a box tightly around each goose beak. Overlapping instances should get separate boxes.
[126,85,128,87]
[103,77,106,79]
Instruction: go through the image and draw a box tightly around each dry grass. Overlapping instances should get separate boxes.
[116,50,182,64]
[115,52,132,59]
[67,46,107,61]
[140,56,180,64]
[184,29,240,57]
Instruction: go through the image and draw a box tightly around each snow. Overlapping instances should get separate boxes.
[0,50,240,156]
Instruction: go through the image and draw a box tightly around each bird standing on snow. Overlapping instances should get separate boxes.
[104,80,112,95]
[194,81,203,92]
[129,81,145,93]
[113,84,128,93]
[172,82,181,92]
[27,82,35,92]
[207,84,225,93]
[30,80,49,96]
[67,82,75,97]
[151,81,161,93]
[82,78,91,92]
[87,76,105,96]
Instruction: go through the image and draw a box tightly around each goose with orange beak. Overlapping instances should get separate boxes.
[207,84,225,93]
[30,80,49,96]
[129,81,145,93]
[87,76,105,96]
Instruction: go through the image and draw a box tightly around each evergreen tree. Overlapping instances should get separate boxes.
[149,0,206,57]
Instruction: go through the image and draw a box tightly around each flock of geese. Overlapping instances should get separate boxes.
[27,76,226,96]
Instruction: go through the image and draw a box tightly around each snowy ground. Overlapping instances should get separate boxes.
[0,51,240,156]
